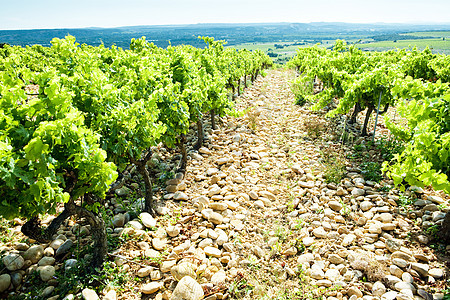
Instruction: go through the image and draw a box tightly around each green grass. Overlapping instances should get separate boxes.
[403,31,450,38]
[358,38,450,54]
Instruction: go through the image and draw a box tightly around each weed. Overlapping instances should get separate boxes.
[291,76,314,106]
[378,184,392,192]
[246,108,261,132]
[303,116,327,139]
[397,193,414,207]
[321,148,347,184]
[438,203,449,211]
[229,274,254,298]
[427,224,440,237]
[0,219,15,244]
[371,137,404,161]
[293,219,305,230]
[340,200,351,217]
[360,161,383,182]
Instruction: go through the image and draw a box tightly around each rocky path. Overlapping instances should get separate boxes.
[1,69,449,300]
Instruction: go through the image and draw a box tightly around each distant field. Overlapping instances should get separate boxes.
[229,42,313,63]
[357,38,450,54]
[403,31,450,38]
[230,32,450,64]
[229,40,341,63]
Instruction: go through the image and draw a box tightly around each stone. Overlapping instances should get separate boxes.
[41,286,55,298]
[166,225,180,237]
[0,274,11,293]
[352,188,365,197]
[211,270,227,285]
[140,212,157,228]
[386,275,402,285]
[313,227,327,238]
[112,214,126,227]
[10,272,22,287]
[115,187,130,196]
[161,260,177,273]
[360,201,374,211]
[381,291,398,300]
[302,236,315,246]
[128,220,143,230]
[172,276,204,300]
[428,268,444,278]
[81,288,99,300]
[55,239,74,257]
[316,279,332,287]
[15,243,29,251]
[324,269,341,281]
[50,239,65,250]
[38,256,55,266]
[391,251,414,262]
[23,245,44,264]
[150,270,162,281]
[402,272,414,283]
[206,168,219,176]
[328,254,344,264]
[208,212,224,225]
[104,290,117,300]
[253,246,265,258]
[254,200,265,208]
[385,239,401,253]
[372,281,386,297]
[3,253,25,271]
[298,181,314,189]
[38,265,56,281]
[210,202,228,211]
[328,200,343,212]
[347,286,363,298]
[141,282,163,294]
[368,223,382,234]
[249,190,259,200]
[393,258,408,268]
[65,259,78,271]
[137,267,152,277]
[342,234,356,246]
[394,282,415,293]
[432,211,446,222]
[204,246,222,258]
[171,262,197,281]
[410,262,429,276]
[427,195,445,204]
[152,238,167,251]
[174,192,189,201]
[310,269,324,279]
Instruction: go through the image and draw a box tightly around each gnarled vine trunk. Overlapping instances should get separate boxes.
[361,104,375,136]
[194,119,204,150]
[177,134,188,173]
[210,109,216,130]
[22,198,108,269]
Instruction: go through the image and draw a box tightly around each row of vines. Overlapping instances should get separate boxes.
[288,41,450,239]
[0,35,272,267]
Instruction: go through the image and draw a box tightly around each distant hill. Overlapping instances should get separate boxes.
[1,22,450,49]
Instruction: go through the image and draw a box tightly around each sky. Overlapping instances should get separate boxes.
[1,0,450,30]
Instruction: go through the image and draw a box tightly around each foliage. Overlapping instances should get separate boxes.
[321,147,347,184]
[360,161,383,182]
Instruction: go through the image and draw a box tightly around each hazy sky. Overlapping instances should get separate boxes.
[1,0,450,30]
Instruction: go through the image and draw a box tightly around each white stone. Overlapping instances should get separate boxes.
[172,276,204,300]
[141,282,163,294]
[140,212,157,228]
[81,288,99,300]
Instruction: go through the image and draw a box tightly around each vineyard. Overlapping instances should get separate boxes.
[0,37,449,300]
